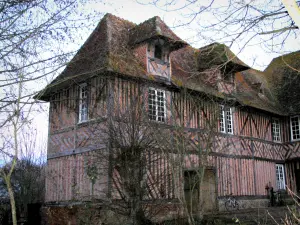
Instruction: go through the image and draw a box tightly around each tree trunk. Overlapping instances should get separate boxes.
[131,197,139,225]
[131,198,150,225]
[5,176,17,225]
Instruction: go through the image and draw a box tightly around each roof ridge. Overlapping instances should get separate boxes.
[128,15,187,48]
[264,50,300,72]
[273,50,300,59]
[135,15,160,26]
[104,13,136,27]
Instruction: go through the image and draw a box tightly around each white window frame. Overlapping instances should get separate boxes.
[290,115,300,141]
[79,83,88,123]
[272,118,281,142]
[220,105,233,134]
[276,164,286,190]
[148,88,166,123]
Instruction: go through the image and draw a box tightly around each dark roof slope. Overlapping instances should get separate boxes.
[170,46,221,96]
[37,14,136,101]
[264,51,300,115]
[171,44,300,115]
[235,69,280,114]
[197,43,249,73]
[171,46,281,114]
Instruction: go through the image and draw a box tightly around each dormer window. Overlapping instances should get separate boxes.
[154,44,163,60]
[147,40,170,79]
[252,82,264,95]
[223,73,234,83]
[217,71,235,94]
[259,87,264,95]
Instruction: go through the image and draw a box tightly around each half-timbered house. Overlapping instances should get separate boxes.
[37,13,300,223]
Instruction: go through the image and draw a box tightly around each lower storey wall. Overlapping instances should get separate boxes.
[285,161,300,194]
[46,152,108,202]
[46,152,279,204]
[216,157,276,197]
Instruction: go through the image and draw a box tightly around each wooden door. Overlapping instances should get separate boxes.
[294,162,300,193]
[200,169,217,212]
[184,169,216,213]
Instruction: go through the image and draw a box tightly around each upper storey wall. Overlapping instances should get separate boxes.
[49,76,285,143]
[49,76,108,133]
[48,74,300,164]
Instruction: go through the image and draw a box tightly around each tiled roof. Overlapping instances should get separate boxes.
[235,69,281,114]
[170,45,282,114]
[264,51,300,115]
[36,14,300,115]
[36,14,137,100]
[197,43,249,73]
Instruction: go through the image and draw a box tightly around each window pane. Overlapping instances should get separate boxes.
[154,45,162,60]
[219,106,225,133]
[148,88,165,122]
[276,164,285,190]
[220,106,233,134]
[226,108,233,134]
[272,119,281,142]
[79,84,88,122]
[291,116,300,140]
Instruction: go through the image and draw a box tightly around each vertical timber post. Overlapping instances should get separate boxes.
[107,76,114,198]
[249,108,257,195]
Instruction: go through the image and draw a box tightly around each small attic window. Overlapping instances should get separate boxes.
[154,44,163,60]
[223,73,234,83]
[259,86,264,95]
[252,82,264,95]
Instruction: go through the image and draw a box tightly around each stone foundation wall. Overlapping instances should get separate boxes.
[42,201,184,225]
[218,197,269,211]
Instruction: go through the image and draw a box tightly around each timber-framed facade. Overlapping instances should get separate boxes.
[37,13,300,223]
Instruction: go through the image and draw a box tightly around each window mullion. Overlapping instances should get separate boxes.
[163,91,166,122]
[298,116,300,140]
[224,109,227,133]
[155,89,158,121]
[291,117,293,141]
[298,116,300,138]
[229,108,233,134]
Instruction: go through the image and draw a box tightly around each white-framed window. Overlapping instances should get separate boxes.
[276,164,286,190]
[220,105,233,134]
[148,88,166,122]
[291,116,300,141]
[272,118,281,142]
[79,83,88,123]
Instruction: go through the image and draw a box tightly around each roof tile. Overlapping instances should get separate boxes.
[36,14,300,115]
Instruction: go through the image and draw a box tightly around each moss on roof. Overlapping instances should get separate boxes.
[235,69,280,114]
[197,43,249,73]
[36,14,300,115]
[263,51,300,114]
[128,16,187,50]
